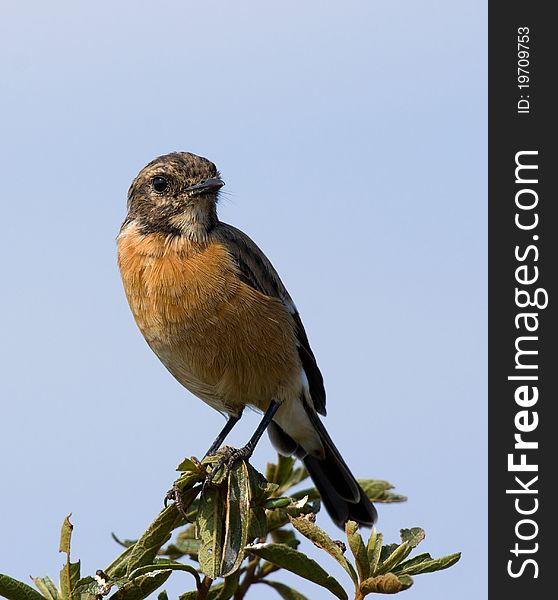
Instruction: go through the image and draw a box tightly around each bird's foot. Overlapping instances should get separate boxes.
[164,483,178,508]
[163,481,192,518]
[203,444,254,490]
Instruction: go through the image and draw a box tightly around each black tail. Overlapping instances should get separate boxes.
[303,409,377,529]
[268,408,377,529]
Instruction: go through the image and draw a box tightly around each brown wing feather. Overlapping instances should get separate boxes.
[213,223,326,415]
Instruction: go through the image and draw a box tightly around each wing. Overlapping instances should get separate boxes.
[213,222,326,415]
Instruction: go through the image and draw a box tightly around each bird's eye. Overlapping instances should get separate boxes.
[152,176,168,193]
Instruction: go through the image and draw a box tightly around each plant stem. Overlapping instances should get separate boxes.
[233,557,259,600]
[197,576,213,600]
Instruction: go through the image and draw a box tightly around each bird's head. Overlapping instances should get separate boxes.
[126,152,224,239]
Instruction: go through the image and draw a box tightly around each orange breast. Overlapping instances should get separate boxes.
[117,224,301,414]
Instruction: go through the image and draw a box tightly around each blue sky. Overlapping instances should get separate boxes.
[0,2,486,598]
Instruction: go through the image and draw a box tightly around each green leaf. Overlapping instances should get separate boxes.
[0,575,46,600]
[248,505,268,541]
[58,515,80,600]
[112,533,137,548]
[378,544,399,565]
[128,564,200,586]
[197,461,251,578]
[399,528,425,549]
[161,539,202,560]
[367,531,382,576]
[345,521,369,582]
[176,458,201,473]
[390,553,432,575]
[175,469,207,489]
[59,561,80,600]
[289,516,358,587]
[267,456,310,496]
[126,484,199,577]
[71,576,100,595]
[246,543,348,600]
[263,497,292,510]
[375,543,413,576]
[249,464,279,506]
[395,552,461,575]
[197,481,226,579]
[73,573,127,597]
[30,577,58,600]
[110,570,171,600]
[260,580,310,600]
[59,515,73,555]
[163,524,202,559]
[220,461,251,577]
[157,591,168,600]
[359,573,413,594]
[105,545,136,579]
[375,528,425,576]
[357,481,407,504]
[263,455,308,494]
[265,497,319,532]
[266,455,295,487]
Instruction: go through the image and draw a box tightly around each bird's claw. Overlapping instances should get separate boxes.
[164,485,177,508]
[202,444,253,492]
[163,482,191,519]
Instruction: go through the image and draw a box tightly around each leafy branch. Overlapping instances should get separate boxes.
[0,455,460,600]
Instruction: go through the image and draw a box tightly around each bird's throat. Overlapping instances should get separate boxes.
[169,201,218,242]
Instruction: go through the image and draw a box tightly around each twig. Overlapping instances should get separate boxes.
[197,575,213,600]
[233,557,260,600]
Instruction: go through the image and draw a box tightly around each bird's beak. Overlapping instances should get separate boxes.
[184,177,225,196]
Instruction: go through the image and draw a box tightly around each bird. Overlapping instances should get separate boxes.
[117,151,377,528]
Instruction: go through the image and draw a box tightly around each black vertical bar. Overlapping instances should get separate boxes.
[489,2,556,597]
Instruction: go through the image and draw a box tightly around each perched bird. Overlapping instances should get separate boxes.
[117,152,377,528]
